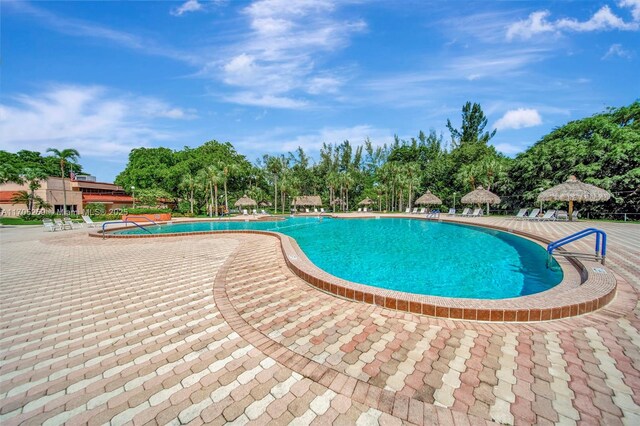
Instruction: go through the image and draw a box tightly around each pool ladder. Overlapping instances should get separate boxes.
[546,228,607,266]
[100,218,159,238]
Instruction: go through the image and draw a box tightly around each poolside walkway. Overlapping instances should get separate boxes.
[1,217,639,425]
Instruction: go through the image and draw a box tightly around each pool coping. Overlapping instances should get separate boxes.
[90,216,617,322]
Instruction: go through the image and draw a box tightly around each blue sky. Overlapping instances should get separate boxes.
[2,0,639,182]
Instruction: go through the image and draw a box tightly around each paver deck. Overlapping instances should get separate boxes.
[1,216,639,425]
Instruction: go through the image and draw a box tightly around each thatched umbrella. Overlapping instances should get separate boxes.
[537,175,610,221]
[292,195,322,207]
[461,186,501,215]
[358,198,374,206]
[234,195,257,208]
[415,190,442,205]
[258,200,272,207]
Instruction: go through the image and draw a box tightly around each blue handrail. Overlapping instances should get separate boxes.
[101,220,152,238]
[547,228,607,265]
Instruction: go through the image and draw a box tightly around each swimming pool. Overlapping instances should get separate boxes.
[114,217,563,299]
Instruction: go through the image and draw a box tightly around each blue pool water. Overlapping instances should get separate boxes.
[115,217,563,299]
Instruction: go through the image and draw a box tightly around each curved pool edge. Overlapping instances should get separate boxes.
[90,217,617,322]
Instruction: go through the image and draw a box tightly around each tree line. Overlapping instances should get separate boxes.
[2,101,638,218]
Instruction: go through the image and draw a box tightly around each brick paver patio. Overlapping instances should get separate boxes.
[1,216,639,425]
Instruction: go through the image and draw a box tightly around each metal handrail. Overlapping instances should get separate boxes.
[547,228,607,265]
[101,220,152,239]
[123,215,159,226]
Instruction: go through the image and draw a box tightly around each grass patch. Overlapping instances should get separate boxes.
[0,217,42,226]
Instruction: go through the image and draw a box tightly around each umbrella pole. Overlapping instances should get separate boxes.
[568,200,574,222]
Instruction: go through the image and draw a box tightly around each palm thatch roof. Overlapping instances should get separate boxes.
[537,176,611,202]
[234,195,257,207]
[415,190,442,205]
[258,200,272,207]
[358,198,374,206]
[461,186,501,204]
[292,195,322,206]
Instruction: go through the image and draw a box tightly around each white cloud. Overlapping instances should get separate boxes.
[0,85,193,157]
[602,43,634,59]
[224,92,307,109]
[213,0,366,108]
[507,2,640,40]
[493,142,526,155]
[494,108,542,130]
[171,0,203,16]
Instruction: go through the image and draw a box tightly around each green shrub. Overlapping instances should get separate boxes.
[123,207,172,215]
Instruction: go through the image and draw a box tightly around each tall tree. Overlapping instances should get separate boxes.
[46,148,80,215]
[446,102,496,147]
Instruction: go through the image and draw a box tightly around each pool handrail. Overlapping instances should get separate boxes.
[101,220,152,238]
[547,228,607,265]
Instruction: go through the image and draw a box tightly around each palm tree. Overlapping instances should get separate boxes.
[179,173,196,215]
[217,161,241,213]
[11,191,51,214]
[21,168,48,213]
[46,148,80,215]
[198,166,223,217]
[266,156,284,214]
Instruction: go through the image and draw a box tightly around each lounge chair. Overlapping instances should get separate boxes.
[538,210,556,221]
[524,208,540,220]
[320,208,325,213]
[314,208,318,213]
[427,209,440,219]
[447,208,456,215]
[242,209,248,215]
[363,207,368,212]
[64,217,82,229]
[305,208,310,213]
[43,218,58,232]
[405,208,410,213]
[457,208,471,216]
[358,208,362,212]
[54,218,71,230]
[419,208,426,214]
[412,208,418,214]
[469,208,482,217]
[82,215,98,228]
[514,208,528,220]
[252,209,257,215]
[572,210,580,220]
[555,210,568,221]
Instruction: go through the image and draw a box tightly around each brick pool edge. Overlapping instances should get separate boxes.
[91,218,617,322]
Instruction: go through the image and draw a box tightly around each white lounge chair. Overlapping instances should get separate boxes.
[320,208,325,213]
[82,215,98,228]
[426,209,440,219]
[572,210,580,220]
[457,208,471,216]
[313,208,318,213]
[555,210,568,221]
[514,208,528,220]
[363,207,368,212]
[525,208,540,220]
[54,218,71,230]
[252,209,257,215]
[242,209,248,215]
[447,208,456,215]
[405,208,410,213]
[412,208,418,214]
[64,217,82,229]
[305,208,310,213]
[538,210,556,221]
[419,208,426,214]
[358,208,362,212]
[43,218,58,232]
[469,208,482,217]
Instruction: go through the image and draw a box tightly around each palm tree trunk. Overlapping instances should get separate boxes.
[209,182,214,217]
[224,180,228,212]
[61,162,67,215]
[190,188,194,215]
[214,185,219,216]
[274,175,278,214]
